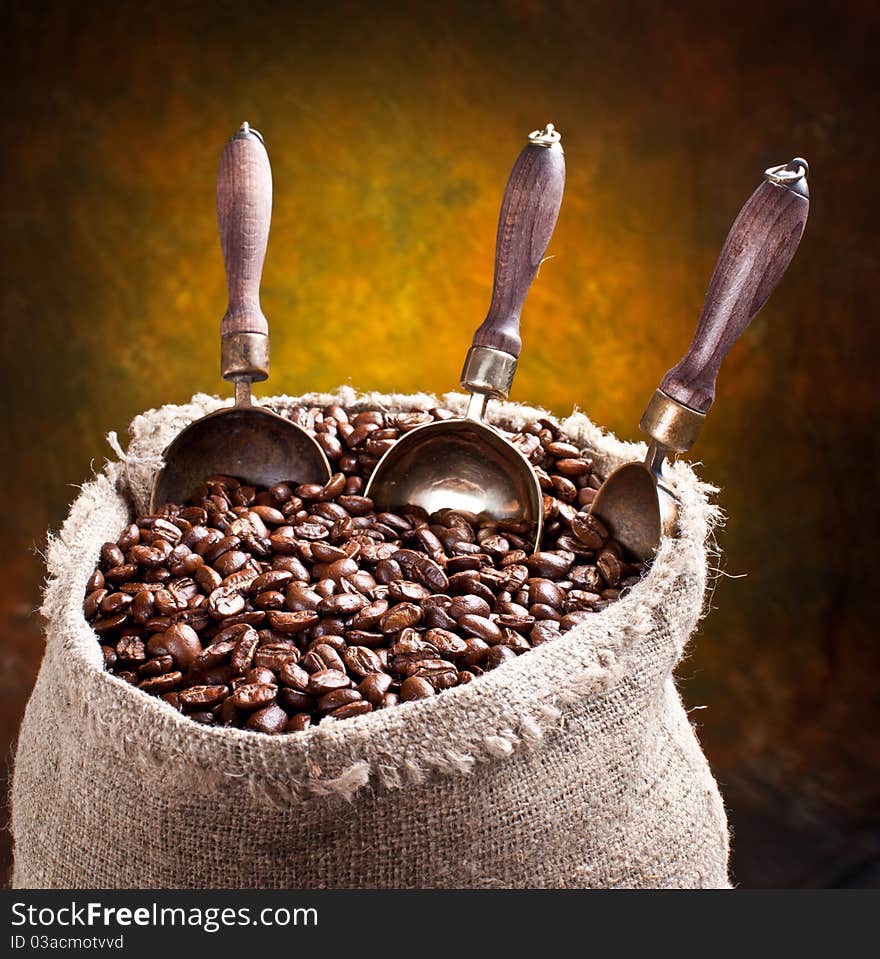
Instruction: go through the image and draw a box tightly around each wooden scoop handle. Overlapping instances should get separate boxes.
[218,123,272,338]
[471,126,566,358]
[660,159,809,413]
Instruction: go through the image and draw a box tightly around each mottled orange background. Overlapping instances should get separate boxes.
[2,0,878,887]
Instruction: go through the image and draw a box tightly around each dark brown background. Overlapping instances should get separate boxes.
[2,0,878,888]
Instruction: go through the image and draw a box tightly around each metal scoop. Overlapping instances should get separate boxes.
[366,125,566,549]
[590,158,810,561]
[150,123,331,511]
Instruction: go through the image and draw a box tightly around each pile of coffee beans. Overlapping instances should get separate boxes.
[84,405,644,733]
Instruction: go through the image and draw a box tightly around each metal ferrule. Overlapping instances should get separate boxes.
[221,332,270,383]
[639,389,705,454]
[460,345,517,400]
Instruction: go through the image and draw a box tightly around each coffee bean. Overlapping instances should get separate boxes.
[178,685,228,710]
[571,512,608,549]
[530,621,561,645]
[116,636,146,663]
[400,676,435,701]
[266,610,319,634]
[286,713,313,731]
[100,543,125,569]
[597,550,624,587]
[560,610,594,631]
[245,704,288,734]
[316,688,363,714]
[329,700,373,719]
[358,671,393,706]
[278,688,313,712]
[448,594,492,620]
[161,624,202,669]
[379,602,422,633]
[409,658,458,690]
[317,593,368,616]
[307,669,351,696]
[528,578,565,609]
[525,551,574,579]
[253,645,299,673]
[456,637,489,666]
[231,683,278,710]
[424,628,468,660]
[343,645,383,679]
[457,614,503,645]
[486,646,518,669]
[138,672,182,694]
[139,654,174,677]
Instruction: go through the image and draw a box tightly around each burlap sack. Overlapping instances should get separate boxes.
[11,388,729,888]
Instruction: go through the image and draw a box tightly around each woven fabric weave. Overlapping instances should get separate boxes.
[11,388,730,888]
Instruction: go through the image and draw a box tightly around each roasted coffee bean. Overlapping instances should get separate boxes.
[279,660,310,692]
[525,551,574,579]
[231,683,277,710]
[317,593,368,616]
[253,645,299,672]
[410,658,458,690]
[104,564,138,584]
[138,671,182,693]
[229,630,260,673]
[400,676,435,701]
[84,588,107,619]
[245,704,288,734]
[597,550,624,588]
[278,687,313,712]
[116,636,146,663]
[100,542,125,569]
[266,610,319,634]
[359,671,393,706]
[139,654,174,677]
[86,568,105,592]
[457,614,503,645]
[307,669,351,696]
[330,700,373,719]
[379,602,422,633]
[424,628,468,660]
[343,645,383,679]
[316,688,363,714]
[571,511,608,549]
[448,594,491,620]
[160,623,202,669]
[311,643,345,672]
[528,578,565,609]
[286,712,313,732]
[178,685,228,710]
[486,645,518,669]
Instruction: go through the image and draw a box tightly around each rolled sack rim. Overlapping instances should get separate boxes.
[39,388,720,802]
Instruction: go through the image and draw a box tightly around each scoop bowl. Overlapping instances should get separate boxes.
[149,404,330,511]
[365,418,543,547]
[589,461,677,562]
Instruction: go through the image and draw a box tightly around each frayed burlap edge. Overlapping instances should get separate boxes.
[41,387,720,806]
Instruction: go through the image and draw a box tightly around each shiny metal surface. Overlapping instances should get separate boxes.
[150,402,331,510]
[221,332,270,381]
[639,389,705,452]
[459,345,518,399]
[365,418,543,547]
[590,441,678,562]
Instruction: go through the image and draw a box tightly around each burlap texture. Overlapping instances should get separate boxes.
[11,388,730,888]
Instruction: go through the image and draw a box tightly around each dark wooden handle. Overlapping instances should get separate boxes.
[472,131,566,357]
[217,123,272,338]
[660,166,809,412]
